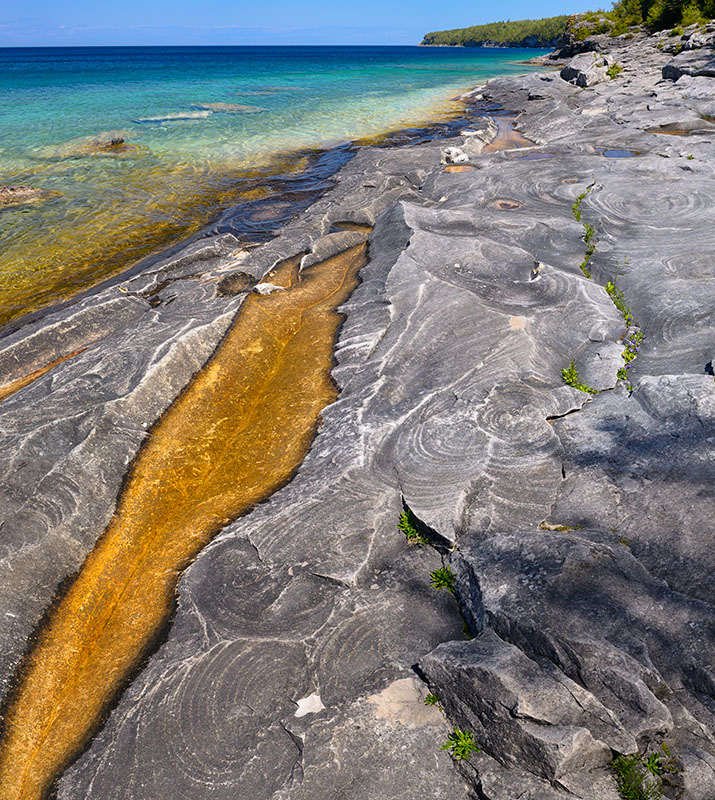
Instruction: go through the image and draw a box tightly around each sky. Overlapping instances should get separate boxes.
[0,0,595,46]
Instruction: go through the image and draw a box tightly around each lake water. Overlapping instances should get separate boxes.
[0,45,546,327]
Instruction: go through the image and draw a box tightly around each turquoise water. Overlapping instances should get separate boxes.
[0,46,546,326]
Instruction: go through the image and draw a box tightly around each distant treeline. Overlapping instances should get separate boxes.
[420,16,570,47]
[422,2,713,47]
[602,0,713,32]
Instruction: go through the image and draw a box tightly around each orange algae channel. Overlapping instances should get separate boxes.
[0,241,368,800]
[0,348,86,403]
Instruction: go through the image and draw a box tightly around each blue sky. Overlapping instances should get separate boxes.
[1,0,595,46]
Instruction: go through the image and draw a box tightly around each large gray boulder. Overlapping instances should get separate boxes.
[421,530,715,798]
[683,27,715,51]
[663,49,715,80]
[422,630,625,780]
[561,52,611,87]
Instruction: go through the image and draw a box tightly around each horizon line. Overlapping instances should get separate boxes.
[1,43,431,47]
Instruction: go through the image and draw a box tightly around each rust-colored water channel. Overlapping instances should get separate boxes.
[0,241,368,800]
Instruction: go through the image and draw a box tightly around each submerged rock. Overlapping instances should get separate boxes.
[134,110,213,123]
[216,270,257,295]
[0,185,61,207]
[192,102,267,113]
[34,132,143,159]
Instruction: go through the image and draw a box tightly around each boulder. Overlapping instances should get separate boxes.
[192,102,267,114]
[683,28,715,51]
[561,53,611,87]
[459,116,499,154]
[663,50,715,80]
[34,133,141,159]
[440,146,469,164]
[421,529,714,797]
[421,629,629,782]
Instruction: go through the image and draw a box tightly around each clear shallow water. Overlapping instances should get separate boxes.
[0,46,546,327]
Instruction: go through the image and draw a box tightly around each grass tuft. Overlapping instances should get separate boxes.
[611,742,682,799]
[429,566,457,595]
[398,506,429,546]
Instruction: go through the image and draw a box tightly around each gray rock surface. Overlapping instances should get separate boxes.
[0,27,714,800]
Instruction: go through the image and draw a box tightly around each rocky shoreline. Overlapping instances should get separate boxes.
[0,31,714,800]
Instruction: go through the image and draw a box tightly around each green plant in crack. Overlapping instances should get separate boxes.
[618,330,644,389]
[644,753,665,776]
[612,754,663,799]
[583,223,596,249]
[540,521,583,532]
[607,61,624,79]
[611,742,682,800]
[561,361,599,394]
[424,692,441,707]
[398,506,428,546]
[605,276,645,391]
[605,280,634,325]
[572,186,596,277]
[572,190,588,222]
[429,566,457,595]
[441,729,480,761]
[579,257,592,278]
[579,222,597,277]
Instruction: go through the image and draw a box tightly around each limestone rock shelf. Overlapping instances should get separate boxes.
[0,243,370,800]
[0,30,713,800]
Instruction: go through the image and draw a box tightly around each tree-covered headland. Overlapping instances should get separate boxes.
[421,16,570,47]
[421,0,714,48]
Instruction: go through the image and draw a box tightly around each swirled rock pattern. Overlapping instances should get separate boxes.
[0,30,714,800]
